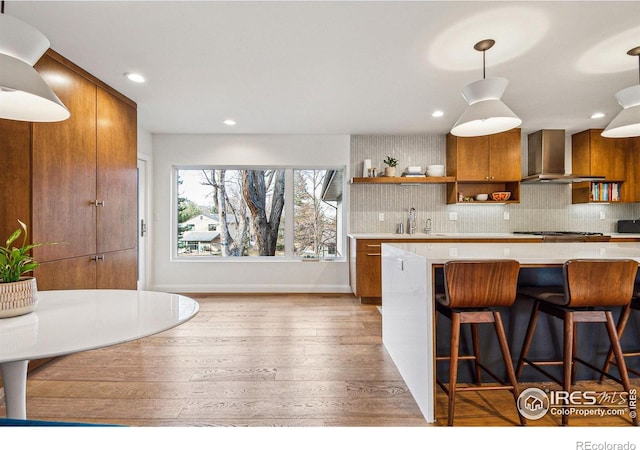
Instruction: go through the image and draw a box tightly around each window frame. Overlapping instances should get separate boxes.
[172,165,346,263]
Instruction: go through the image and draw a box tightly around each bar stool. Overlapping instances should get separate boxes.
[516,259,638,426]
[435,259,525,426]
[600,287,640,379]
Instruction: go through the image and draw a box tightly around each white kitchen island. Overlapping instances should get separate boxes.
[381,241,640,423]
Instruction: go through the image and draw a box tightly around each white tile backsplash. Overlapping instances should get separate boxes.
[350,134,640,234]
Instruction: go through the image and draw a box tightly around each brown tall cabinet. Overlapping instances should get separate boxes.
[0,49,138,291]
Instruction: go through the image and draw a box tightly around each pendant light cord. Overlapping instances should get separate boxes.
[482,50,486,79]
[473,39,494,80]
[1,1,5,14]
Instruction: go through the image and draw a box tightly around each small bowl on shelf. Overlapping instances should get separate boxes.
[406,166,423,174]
[426,164,445,177]
[491,191,511,201]
[475,193,489,201]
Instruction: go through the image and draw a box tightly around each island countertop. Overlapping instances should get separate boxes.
[384,240,640,264]
[380,241,640,423]
[348,232,640,240]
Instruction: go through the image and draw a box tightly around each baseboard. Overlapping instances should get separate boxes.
[150,283,353,294]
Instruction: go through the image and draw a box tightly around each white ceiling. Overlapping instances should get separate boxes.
[8,1,640,136]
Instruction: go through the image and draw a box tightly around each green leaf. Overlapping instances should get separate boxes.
[5,228,22,247]
[0,220,62,283]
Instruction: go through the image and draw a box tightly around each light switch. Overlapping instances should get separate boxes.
[378,213,385,222]
[449,212,457,221]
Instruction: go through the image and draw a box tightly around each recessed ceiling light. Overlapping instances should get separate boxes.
[223,119,237,126]
[590,112,606,119]
[432,110,444,118]
[124,72,145,83]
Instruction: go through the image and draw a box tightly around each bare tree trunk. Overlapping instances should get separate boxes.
[242,170,285,256]
[201,169,250,256]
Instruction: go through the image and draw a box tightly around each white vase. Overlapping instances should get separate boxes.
[385,167,396,177]
[0,277,38,319]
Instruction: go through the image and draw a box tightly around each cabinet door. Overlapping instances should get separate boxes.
[356,241,383,298]
[589,132,626,181]
[453,136,490,181]
[34,256,97,291]
[489,130,521,181]
[32,55,97,262]
[573,130,627,181]
[0,120,32,243]
[97,248,138,289]
[96,88,138,254]
[625,137,640,202]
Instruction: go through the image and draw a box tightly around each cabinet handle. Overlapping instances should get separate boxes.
[93,200,105,207]
[366,244,381,248]
[91,255,105,262]
[366,253,382,256]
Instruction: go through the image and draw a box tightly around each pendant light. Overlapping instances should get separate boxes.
[451,39,521,137]
[0,2,69,122]
[602,46,640,138]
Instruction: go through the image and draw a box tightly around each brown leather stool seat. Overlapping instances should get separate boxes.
[435,259,525,426]
[516,259,638,426]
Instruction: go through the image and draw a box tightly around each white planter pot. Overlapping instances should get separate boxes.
[385,167,397,177]
[0,277,38,319]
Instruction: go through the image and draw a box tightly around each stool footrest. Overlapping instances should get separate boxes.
[455,385,516,392]
[436,356,510,386]
[518,357,564,386]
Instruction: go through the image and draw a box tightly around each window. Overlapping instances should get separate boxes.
[176,167,344,260]
[293,169,339,258]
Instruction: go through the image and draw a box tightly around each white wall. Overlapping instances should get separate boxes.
[150,134,351,293]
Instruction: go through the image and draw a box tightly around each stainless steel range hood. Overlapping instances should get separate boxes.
[521,129,605,183]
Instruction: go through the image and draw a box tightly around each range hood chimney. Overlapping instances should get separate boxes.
[521,129,605,183]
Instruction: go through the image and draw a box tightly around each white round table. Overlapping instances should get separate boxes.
[0,289,199,420]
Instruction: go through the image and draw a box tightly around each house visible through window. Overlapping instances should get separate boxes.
[293,169,341,258]
[176,168,344,259]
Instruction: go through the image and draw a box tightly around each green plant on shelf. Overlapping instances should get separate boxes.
[383,156,398,167]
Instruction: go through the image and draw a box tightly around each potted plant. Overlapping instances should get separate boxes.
[0,220,58,318]
[383,156,399,177]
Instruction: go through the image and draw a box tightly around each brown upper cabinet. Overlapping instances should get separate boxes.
[571,129,626,181]
[446,129,522,181]
[571,129,638,203]
[445,129,522,204]
[628,138,640,202]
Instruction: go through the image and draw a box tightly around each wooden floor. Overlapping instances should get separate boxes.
[1,293,638,427]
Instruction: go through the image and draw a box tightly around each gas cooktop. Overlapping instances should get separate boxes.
[513,231,610,242]
[513,231,605,236]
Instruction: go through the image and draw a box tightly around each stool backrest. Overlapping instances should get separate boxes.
[442,259,520,308]
[564,259,638,307]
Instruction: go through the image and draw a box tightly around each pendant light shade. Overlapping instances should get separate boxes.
[451,77,521,137]
[602,47,640,138]
[0,10,69,122]
[451,39,521,137]
[0,53,69,122]
[0,12,49,65]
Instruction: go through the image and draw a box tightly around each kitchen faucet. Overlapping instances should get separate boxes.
[408,207,416,235]
[425,218,432,235]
